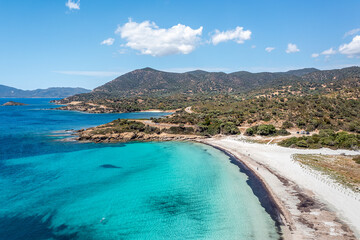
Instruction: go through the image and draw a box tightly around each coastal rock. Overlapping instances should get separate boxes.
[2,101,27,106]
[120,132,136,140]
[77,128,206,143]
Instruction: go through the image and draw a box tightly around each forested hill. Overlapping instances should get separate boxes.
[0,85,91,98]
[61,66,359,102]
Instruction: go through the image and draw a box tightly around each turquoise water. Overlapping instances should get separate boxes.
[0,98,280,239]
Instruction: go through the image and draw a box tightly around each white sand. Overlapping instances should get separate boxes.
[204,136,360,239]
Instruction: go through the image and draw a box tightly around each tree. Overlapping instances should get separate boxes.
[245,127,255,136]
[257,124,276,136]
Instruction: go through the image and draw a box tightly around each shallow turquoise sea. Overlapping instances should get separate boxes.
[0,98,280,239]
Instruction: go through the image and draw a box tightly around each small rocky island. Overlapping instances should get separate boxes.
[2,101,27,106]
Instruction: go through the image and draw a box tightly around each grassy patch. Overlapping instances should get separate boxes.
[293,154,360,192]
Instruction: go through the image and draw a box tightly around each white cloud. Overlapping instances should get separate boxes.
[101,38,115,46]
[339,35,360,57]
[211,26,251,45]
[344,28,360,38]
[115,19,203,57]
[321,47,336,55]
[54,71,122,77]
[285,43,299,53]
[311,53,319,58]
[65,0,80,10]
[265,47,275,52]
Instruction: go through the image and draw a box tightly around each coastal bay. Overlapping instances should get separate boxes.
[0,98,281,239]
[54,99,360,239]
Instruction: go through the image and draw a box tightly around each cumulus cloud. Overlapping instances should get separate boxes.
[211,26,251,45]
[265,47,275,52]
[311,53,319,58]
[65,0,80,10]
[285,43,299,53]
[339,35,360,57]
[321,47,336,55]
[101,38,115,46]
[115,19,203,56]
[344,28,360,38]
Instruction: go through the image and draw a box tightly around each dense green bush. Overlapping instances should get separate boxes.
[245,124,289,136]
[296,140,309,148]
[277,128,291,136]
[165,126,194,135]
[279,130,360,149]
[257,124,277,135]
[245,127,255,136]
[220,122,240,135]
[282,121,293,129]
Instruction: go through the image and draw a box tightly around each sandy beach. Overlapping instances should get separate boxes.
[202,136,360,240]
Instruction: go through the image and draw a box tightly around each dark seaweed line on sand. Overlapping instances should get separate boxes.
[201,142,284,239]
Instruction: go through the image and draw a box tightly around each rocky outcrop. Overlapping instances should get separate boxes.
[54,101,117,113]
[2,101,27,106]
[77,129,205,143]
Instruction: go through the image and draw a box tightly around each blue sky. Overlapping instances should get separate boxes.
[1,0,360,89]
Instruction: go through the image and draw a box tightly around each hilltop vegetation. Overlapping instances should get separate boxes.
[56,66,360,148]
[153,91,360,134]
[58,66,360,102]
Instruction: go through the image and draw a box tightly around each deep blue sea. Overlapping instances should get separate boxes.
[0,98,280,240]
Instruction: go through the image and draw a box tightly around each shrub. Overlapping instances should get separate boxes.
[282,121,293,129]
[279,132,360,150]
[319,129,336,138]
[256,124,276,136]
[296,119,306,127]
[296,140,309,148]
[166,126,194,134]
[220,122,240,135]
[277,129,290,136]
[245,127,255,136]
[353,155,360,164]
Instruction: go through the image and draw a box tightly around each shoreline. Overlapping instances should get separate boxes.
[199,140,293,239]
[202,137,359,240]
[200,142,285,237]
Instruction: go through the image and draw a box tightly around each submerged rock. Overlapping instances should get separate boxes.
[99,164,122,169]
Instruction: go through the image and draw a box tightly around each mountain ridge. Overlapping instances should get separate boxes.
[0,85,91,98]
[81,66,359,98]
[54,66,360,115]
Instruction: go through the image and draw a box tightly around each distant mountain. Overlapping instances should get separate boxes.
[63,66,358,99]
[88,67,301,97]
[0,85,91,98]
